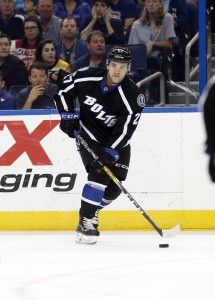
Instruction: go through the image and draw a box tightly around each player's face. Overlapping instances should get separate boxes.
[107,60,129,86]
[29,68,48,88]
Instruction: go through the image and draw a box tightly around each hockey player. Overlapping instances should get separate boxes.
[200,75,215,183]
[54,47,145,244]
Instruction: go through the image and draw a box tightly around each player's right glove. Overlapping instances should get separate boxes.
[60,111,79,138]
[209,156,215,182]
[89,148,120,173]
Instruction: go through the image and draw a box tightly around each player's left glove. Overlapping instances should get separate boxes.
[60,111,79,138]
[209,155,215,182]
[89,148,120,173]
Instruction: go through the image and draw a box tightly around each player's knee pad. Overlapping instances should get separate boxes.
[82,181,107,206]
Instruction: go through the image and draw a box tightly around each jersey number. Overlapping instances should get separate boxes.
[133,113,141,125]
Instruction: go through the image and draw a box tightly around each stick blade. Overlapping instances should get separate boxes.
[161,224,180,238]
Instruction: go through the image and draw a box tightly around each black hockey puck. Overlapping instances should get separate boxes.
[159,244,169,248]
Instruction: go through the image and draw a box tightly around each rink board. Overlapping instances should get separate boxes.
[0,108,215,230]
[0,210,215,230]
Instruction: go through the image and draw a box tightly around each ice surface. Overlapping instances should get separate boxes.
[0,231,214,300]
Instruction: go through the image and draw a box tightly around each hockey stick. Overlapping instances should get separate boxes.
[75,133,180,238]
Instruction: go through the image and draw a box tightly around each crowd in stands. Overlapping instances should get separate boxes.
[0,0,211,109]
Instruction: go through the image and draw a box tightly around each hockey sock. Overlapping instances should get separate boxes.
[80,181,106,218]
[80,201,98,219]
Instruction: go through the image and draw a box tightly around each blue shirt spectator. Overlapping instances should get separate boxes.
[54,0,92,31]
[0,70,16,109]
[111,0,138,31]
[55,16,88,69]
[0,89,16,109]
[168,0,189,81]
[168,0,189,29]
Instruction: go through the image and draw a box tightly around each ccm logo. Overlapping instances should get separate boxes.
[0,120,59,166]
[61,114,79,120]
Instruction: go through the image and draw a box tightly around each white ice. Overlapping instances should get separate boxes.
[0,231,214,300]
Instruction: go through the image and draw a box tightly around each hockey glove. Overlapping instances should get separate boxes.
[209,156,215,182]
[60,111,79,138]
[90,148,120,173]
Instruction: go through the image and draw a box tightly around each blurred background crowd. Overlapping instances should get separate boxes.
[0,0,214,109]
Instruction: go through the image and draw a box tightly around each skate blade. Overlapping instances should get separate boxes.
[75,233,98,245]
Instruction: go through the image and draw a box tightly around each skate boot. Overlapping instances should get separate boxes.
[76,214,100,245]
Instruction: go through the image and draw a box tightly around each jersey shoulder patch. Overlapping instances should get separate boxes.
[137,94,145,108]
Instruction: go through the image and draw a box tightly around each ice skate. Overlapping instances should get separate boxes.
[75,214,100,245]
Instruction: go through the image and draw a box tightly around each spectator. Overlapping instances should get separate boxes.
[0,0,24,40]
[111,0,138,34]
[55,16,88,69]
[128,0,176,105]
[81,0,124,45]
[37,0,61,42]
[16,0,24,12]
[128,0,175,56]
[84,0,93,7]
[0,34,28,90]
[54,0,92,31]
[0,70,16,109]
[22,0,38,17]
[73,30,106,71]
[208,0,215,33]
[84,0,94,8]
[135,0,145,17]
[10,16,43,67]
[34,39,71,84]
[167,0,189,81]
[16,61,58,109]
[186,0,198,33]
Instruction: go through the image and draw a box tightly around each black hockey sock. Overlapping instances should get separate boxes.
[80,200,98,219]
